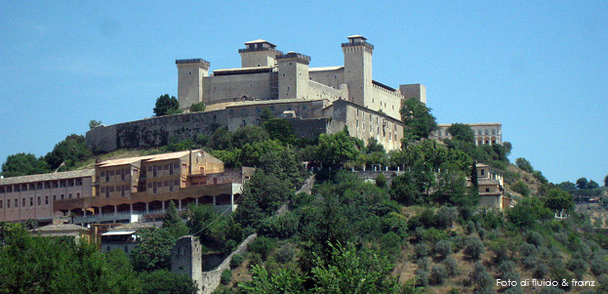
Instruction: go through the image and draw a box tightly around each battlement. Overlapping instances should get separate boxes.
[176,58,210,67]
[341,35,374,50]
[277,52,311,64]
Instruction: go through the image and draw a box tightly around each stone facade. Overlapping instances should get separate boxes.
[434,123,503,145]
[87,35,428,152]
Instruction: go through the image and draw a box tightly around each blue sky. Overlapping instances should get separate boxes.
[1,1,606,184]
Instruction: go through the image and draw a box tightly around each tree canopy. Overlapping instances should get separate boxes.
[400,98,437,142]
[154,94,181,116]
[446,123,475,143]
[1,153,50,177]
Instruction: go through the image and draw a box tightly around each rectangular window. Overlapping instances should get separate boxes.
[76,193,80,198]
[101,172,106,177]
[75,179,82,186]
[164,165,169,170]
[0,187,4,194]
[60,181,66,188]
[53,195,56,201]
[61,194,64,200]
[30,197,33,206]
[7,200,10,208]
[68,180,74,187]
[44,182,50,189]
[68,194,72,199]
[164,181,169,187]
[22,198,26,207]
[15,185,20,192]
[37,183,42,190]
[0,200,3,208]
[45,196,49,205]
[109,171,115,176]
[37,197,41,206]
[22,184,28,191]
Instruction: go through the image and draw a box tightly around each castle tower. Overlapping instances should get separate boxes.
[399,84,427,104]
[239,39,282,68]
[277,52,311,100]
[342,35,374,107]
[176,59,210,110]
[171,235,203,293]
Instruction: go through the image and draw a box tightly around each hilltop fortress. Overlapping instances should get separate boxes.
[87,36,427,152]
[86,35,501,152]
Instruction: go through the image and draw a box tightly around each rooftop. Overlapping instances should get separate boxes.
[0,169,95,186]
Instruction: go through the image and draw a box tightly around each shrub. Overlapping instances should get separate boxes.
[257,211,299,239]
[436,206,459,228]
[435,239,453,259]
[230,254,244,269]
[464,237,485,260]
[273,244,296,264]
[380,232,402,257]
[591,257,608,276]
[248,236,277,260]
[519,242,537,258]
[568,258,587,273]
[375,173,387,187]
[414,243,429,259]
[465,221,476,235]
[533,262,549,278]
[469,261,492,290]
[526,231,544,247]
[442,256,459,276]
[416,257,429,271]
[220,269,232,285]
[248,252,263,269]
[430,264,448,285]
[511,181,530,197]
[415,269,429,287]
[522,255,538,270]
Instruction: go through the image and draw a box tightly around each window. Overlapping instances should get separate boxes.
[22,184,28,191]
[44,182,50,189]
[45,196,49,205]
[164,164,169,170]
[59,181,65,188]
[37,197,41,206]
[30,197,33,206]
[481,169,485,176]
[14,185,20,192]
[7,200,10,208]
[68,193,72,199]
[61,194,64,200]
[0,200,3,208]
[22,198,26,207]
[77,193,80,198]
[53,195,56,201]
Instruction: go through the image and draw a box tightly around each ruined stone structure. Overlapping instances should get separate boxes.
[171,234,258,294]
[87,35,427,152]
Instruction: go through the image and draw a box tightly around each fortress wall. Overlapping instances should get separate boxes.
[309,67,345,89]
[86,110,228,152]
[286,117,330,140]
[203,72,273,105]
[307,80,347,103]
[371,84,403,120]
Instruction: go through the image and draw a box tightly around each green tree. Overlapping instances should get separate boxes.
[162,201,189,238]
[232,125,270,149]
[507,197,552,228]
[587,180,599,189]
[44,134,92,170]
[130,228,177,272]
[516,157,534,173]
[544,188,574,212]
[139,269,198,294]
[447,123,475,143]
[400,98,437,142]
[263,118,296,144]
[316,130,360,168]
[189,101,206,112]
[154,94,180,116]
[0,224,141,293]
[240,265,305,294]
[209,126,234,150]
[89,120,102,129]
[576,177,588,190]
[1,153,50,177]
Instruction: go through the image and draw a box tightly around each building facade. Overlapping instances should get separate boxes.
[434,123,503,145]
[0,170,94,223]
[475,163,511,211]
[1,150,253,224]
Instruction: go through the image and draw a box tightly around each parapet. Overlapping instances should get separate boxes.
[277,51,311,64]
[341,35,374,50]
[176,58,210,68]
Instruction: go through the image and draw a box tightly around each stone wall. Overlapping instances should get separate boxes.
[198,234,257,294]
[86,109,334,153]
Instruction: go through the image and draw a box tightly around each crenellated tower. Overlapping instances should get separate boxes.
[342,35,374,107]
[277,51,311,100]
[176,58,210,110]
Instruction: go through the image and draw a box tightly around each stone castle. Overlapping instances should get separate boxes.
[86,35,429,152]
